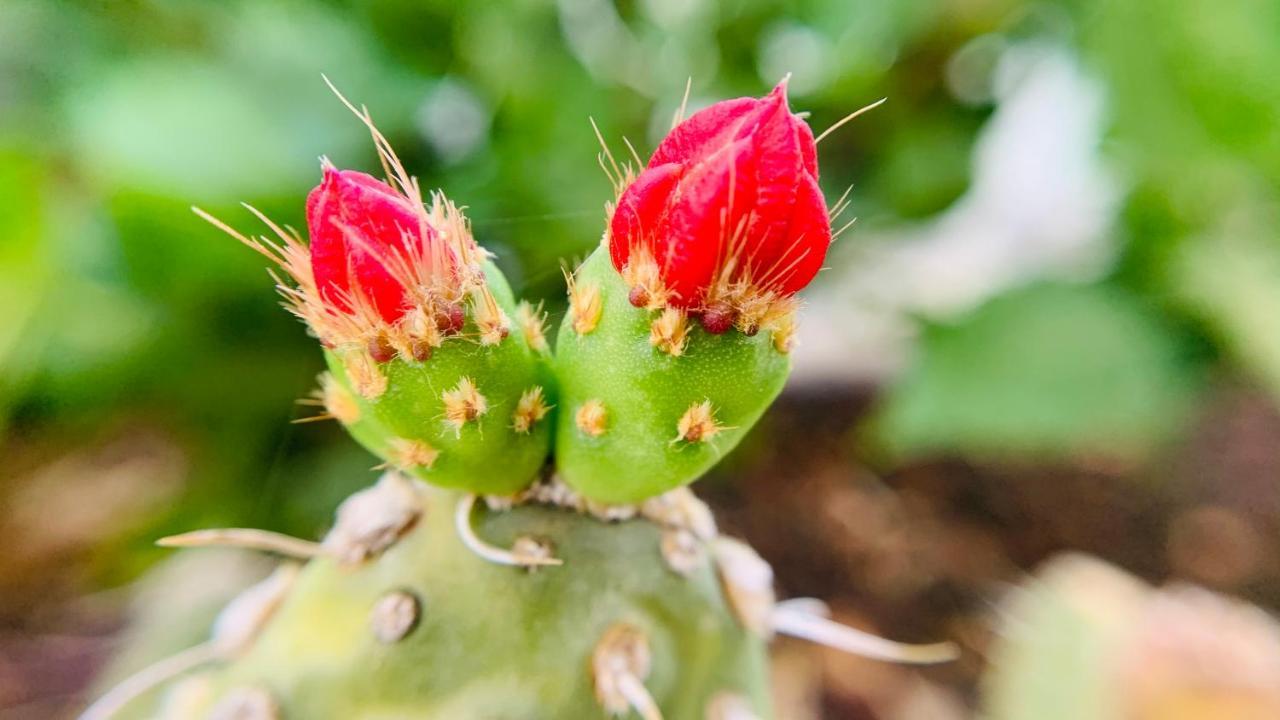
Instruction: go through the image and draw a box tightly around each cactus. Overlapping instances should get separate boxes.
[554,81,826,503]
[130,477,772,720]
[83,83,955,720]
[553,248,790,504]
[197,92,553,496]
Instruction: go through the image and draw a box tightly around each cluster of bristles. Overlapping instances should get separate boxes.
[311,370,551,472]
[569,394,723,447]
[615,244,799,353]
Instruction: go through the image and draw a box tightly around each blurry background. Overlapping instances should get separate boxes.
[2,0,1279,718]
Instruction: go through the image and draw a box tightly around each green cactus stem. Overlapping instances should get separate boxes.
[553,248,791,504]
[115,477,771,720]
[198,117,556,497]
[89,472,959,720]
[321,259,555,496]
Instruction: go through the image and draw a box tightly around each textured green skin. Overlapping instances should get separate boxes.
[329,261,554,495]
[182,484,771,719]
[554,249,790,504]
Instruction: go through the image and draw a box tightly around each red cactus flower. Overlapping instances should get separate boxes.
[306,166,441,323]
[609,81,830,314]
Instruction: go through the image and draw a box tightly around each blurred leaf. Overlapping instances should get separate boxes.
[1173,219,1280,402]
[68,1,425,201]
[872,283,1198,461]
[0,149,52,428]
[982,554,1149,720]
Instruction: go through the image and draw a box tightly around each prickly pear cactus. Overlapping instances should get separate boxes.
[199,103,554,496]
[320,256,554,496]
[148,478,771,720]
[553,249,790,504]
[84,84,957,720]
[554,81,821,503]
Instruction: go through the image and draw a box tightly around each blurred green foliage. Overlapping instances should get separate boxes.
[874,283,1196,460]
[1,0,1276,579]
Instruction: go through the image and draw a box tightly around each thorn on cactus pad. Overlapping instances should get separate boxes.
[515,301,549,353]
[770,599,960,665]
[675,401,725,444]
[660,528,705,576]
[207,686,279,720]
[156,529,321,560]
[82,564,299,720]
[453,493,563,568]
[649,307,690,356]
[410,338,434,362]
[470,287,511,346]
[156,675,214,720]
[706,692,760,720]
[370,590,421,643]
[512,386,551,434]
[768,310,797,354]
[341,347,389,399]
[512,535,557,570]
[620,248,669,310]
[322,472,423,565]
[77,643,219,720]
[575,399,609,437]
[385,437,440,470]
[318,372,360,424]
[566,267,603,335]
[592,624,664,720]
[711,537,776,638]
[442,377,488,435]
[212,564,301,657]
[640,487,718,540]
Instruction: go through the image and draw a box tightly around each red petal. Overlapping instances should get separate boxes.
[765,171,829,295]
[658,137,758,307]
[621,81,830,303]
[610,162,683,272]
[306,168,354,312]
[306,168,433,322]
[650,97,758,167]
[796,119,818,179]
[741,95,803,280]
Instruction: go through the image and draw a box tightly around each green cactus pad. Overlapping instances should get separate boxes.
[553,248,790,504]
[327,261,554,496]
[151,484,771,719]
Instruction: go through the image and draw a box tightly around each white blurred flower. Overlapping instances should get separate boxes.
[793,43,1121,385]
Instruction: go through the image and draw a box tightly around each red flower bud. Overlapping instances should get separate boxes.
[306,166,441,322]
[609,81,830,309]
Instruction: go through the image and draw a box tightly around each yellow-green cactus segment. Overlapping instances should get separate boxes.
[327,260,555,496]
[179,485,770,719]
[554,249,790,504]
